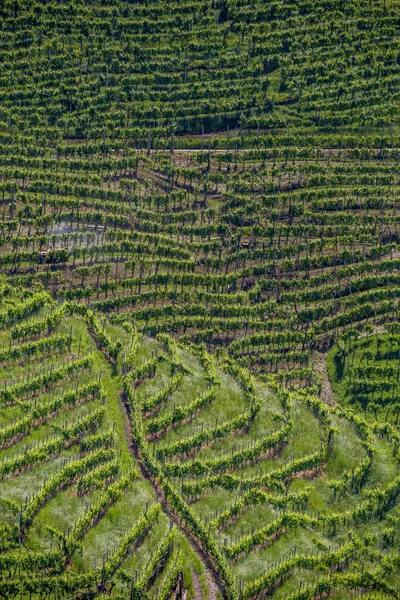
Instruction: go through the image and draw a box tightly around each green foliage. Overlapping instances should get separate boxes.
[0,0,399,597]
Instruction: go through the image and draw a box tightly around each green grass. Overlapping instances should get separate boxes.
[1,298,400,598]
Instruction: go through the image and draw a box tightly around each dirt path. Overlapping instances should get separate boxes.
[120,388,226,599]
[312,350,336,406]
[192,569,203,600]
[97,346,225,600]
[135,453,226,599]
[205,569,220,600]
[191,567,219,600]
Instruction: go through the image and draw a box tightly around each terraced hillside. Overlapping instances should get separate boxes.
[0,0,400,598]
[0,0,398,386]
[0,291,209,599]
[327,326,400,425]
[0,294,399,599]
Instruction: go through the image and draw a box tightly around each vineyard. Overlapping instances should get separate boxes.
[0,0,400,598]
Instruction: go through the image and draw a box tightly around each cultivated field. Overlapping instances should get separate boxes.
[0,0,399,598]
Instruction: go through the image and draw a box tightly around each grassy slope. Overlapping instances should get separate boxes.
[0,297,399,598]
